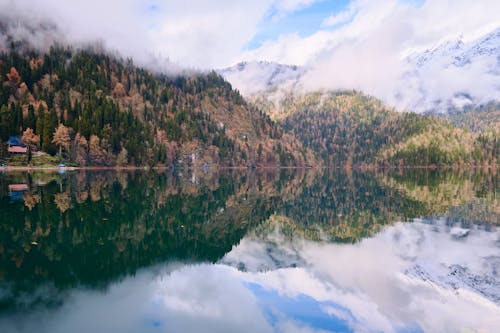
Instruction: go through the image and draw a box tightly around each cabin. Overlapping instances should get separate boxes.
[8,184,29,201]
[7,136,27,154]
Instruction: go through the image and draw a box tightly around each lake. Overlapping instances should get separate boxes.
[0,169,498,333]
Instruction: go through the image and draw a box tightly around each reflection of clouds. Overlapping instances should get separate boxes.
[222,225,307,272]
[2,220,498,333]
[222,218,500,332]
[0,272,156,333]
[150,264,272,333]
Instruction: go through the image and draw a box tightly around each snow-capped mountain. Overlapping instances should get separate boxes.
[220,217,500,305]
[221,28,499,114]
[395,27,500,112]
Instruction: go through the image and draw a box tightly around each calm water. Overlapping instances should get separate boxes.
[0,169,498,333]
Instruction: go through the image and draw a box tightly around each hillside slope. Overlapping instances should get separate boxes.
[0,46,315,167]
[252,91,499,167]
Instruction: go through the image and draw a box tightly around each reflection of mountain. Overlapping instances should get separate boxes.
[0,169,498,311]
[0,171,279,310]
[221,217,500,327]
[253,169,499,243]
[382,169,500,224]
[271,169,431,243]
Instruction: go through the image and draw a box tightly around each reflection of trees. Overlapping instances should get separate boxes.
[23,192,40,211]
[272,169,425,243]
[0,170,280,311]
[54,192,71,213]
[381,169,500,225]
[0,168,497,311]
[270,169,499,242]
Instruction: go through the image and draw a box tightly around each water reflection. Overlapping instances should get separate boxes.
[222,217,499,332]
[0,168,498,332]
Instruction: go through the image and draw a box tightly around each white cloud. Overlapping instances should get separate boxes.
[241,0,500,111]
[1,0,498,109]
[321,2,358,27]
[1,219,498,333]
[274,0,321,13]
[0,0,323,70]
[148,0,274,69]
[222,218,500,332]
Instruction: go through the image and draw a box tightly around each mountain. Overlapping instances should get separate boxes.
[221,28,500,115]
[0,16,497,169]
[397,27,500,113]
[252,90,499,167]
[218,29,499,167]
[438,101,500,133]
[0,14,64,54]
[0,26,316,167]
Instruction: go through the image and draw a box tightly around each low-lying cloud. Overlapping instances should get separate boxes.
[240,0,500,111]
[1,0,498,111]
[0,0,325,70]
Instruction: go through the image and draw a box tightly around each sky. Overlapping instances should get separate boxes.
[1,0,499,111]
[2,0,497,69]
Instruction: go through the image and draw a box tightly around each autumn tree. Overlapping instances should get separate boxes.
[52,124,71,159]
[6,67,21,92]
[22,128,40,162]
[73,133,88,166]
[116,147,128,166]
[89,135,107,165]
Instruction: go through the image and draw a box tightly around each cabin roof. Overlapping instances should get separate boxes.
[7,136,25,147]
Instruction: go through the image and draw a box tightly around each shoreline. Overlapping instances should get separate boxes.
[0,164,498,172]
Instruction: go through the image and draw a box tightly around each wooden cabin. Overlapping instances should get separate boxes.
[7,136,27,154]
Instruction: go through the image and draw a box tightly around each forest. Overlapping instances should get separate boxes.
[255,91,500,167]
[0,45,498,168]
[0,46,312,167]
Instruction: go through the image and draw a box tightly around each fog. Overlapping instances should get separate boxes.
[1,0,498,111]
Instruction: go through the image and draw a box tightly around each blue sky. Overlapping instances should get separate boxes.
[246,0,350,50]
[243,0,426,51]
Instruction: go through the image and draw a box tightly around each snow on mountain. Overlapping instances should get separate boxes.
[395,27,500,112]
[220,217,500,305]
[221,28,499,114]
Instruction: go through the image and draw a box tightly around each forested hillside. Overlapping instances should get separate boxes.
[442,102,500,133]
[0,43,497,168]
[0,46,314,167]
[253,91,499,167]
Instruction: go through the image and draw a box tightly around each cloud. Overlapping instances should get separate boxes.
[1,0,498,109]
[274,0,321,13]
[241,0,500,111]
[0,0,323,70]
[321,3,358,27]
[148,0,274,69]
[1,218,499,333]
